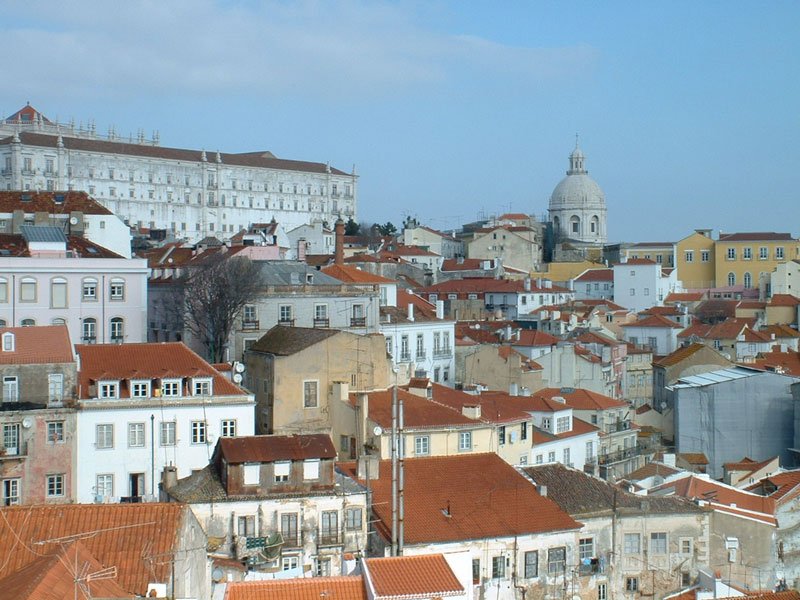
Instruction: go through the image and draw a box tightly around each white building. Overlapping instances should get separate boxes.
[485,278,575,319]
[286,220,335,258]
[0,225,148,343]
[613,258,681,313]
[74,342,255,503]
[528,395,601,473]
[620,314,683,356]
[572,268,614,300]
[0,104,357,242]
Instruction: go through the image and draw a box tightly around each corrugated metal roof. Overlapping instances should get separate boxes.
[258,261,341,285]
[20,225,67,243]
[669,366,762,389]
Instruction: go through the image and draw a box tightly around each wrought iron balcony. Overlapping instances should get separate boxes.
[598,445,642,465]
[242,320,260,330]
[349,317,366,327]
[313,318,330,328]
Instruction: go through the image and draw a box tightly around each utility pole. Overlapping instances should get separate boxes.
[398,389,405,555]
[391,383,398,556]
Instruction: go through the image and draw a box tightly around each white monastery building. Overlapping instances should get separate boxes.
[0,104,357,242]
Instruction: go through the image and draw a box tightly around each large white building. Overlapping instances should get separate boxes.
[0,104,358,242]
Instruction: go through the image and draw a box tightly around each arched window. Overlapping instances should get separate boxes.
[570,216,580,235]
[82,278,98,301]
[110,317,124,343]
[0,277,8,304]
[743,272,752,289]
[20,277,37,303]
[553,216,560,233]
[727,272,736,287]
[591,215,599,234]
[51,318,66,326]
[51,277,68,309]
[21,318,36,327]
[82,318,97,344]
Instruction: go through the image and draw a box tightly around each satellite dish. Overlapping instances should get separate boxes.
[69,216,79,225]
[234,362,245,373]
[233,373,243,384]
[21,417,33,429]
[211,567,224,583]
[373,425,383,436]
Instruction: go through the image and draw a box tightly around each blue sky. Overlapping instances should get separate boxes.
[2,1,798,241]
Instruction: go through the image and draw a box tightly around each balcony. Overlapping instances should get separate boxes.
[318,531,342,547]
[1,169,11,177]
[433,348,452,358]
[598,445,642,465]
[578,561,601,576]
[313,318,330,328]
[82,336,97,344]
[606,420,633,434]
[242,320,260,330]
[399,353,412,363]
[416,351,426,360]
[349,316,366,327]
[278,318,295,327]
[281,531,303,548]
[0,442,28,459]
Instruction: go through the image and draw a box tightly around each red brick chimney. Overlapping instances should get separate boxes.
[334,218,345,265]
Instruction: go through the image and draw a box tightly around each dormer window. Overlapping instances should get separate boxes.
[541,417,552,432]
[192,377,212,396]
[99,381,119,399]
[274,461,290,483]
[160,379,181,397]
[556,415,571,434]
[130,380,151,398]
[243,463,260,486]
[303,459,320,480]
[1,332,14,352]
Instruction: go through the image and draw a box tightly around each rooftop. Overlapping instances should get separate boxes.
[0,190,114,215]
[219,434,336,464]
[718,232,795,242]
[534,387,627,411]
[365,554,464,598]
[225,577,367,600]
[0,325,73,365]
[248,325,340,356]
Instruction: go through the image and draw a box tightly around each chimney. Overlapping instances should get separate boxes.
[357,454,379,480]
[537,485,548,497]
[297,238,307,262]
[334,218,345,265]
[462,404,481,419]
[524,277,531,292]
[408,303,415,322]
[161,465,178,497]
[436,300,444,320]
[509,382,519,396]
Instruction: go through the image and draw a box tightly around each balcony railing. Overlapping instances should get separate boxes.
[281,531,303,548]
[82,336,97,344]
[318,531,341,546]
[606,420,633,434]
[350,317,366,327]
[313,318,330,328]
[242,320,260,330]
[0,442,28,459]
[399,353,412,363]
[278,318,295,326]
[416,351,426,360]
[433,348,452,358]
[598,445,642,465]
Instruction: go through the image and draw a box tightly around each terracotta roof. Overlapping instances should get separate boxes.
[768,294,800,307]
[322,263,396,284]
[0,503,186,595]
[573,345,602,363]
[535,387,626,410]
[625,461,681,481]
[524,463,699,516]
[387,244,440,257]
[357,387,478,430]
[225,577,367,600]
[678,452,709,465]
[736,300,767,310]
[0,190,113,215]
[420,278,497,295]
[749,350,800,376]
[365,554,464,598]
[574,331,622,347]
[723,456,776,479]
[219,434,335,463]
[0,232,122,258]
[745,470,800,504]
[1,130,350,175]
[497,346,542,371]
[741,328,773,343]
[441,258,494,271]
[641,306,684,317]
[0,326,73,365]
[693,300,740,321]
[574,268,613,282]
[0,540,131,600]
[248,325,340,356]
[718,593,800,600]
[630,241,674,248]
[498,212,530,220]
[665,292,705,303]
[75,342,243,398]
[761,324,800,339]
[718,232,795,242]
[338,454,581,544]
[679,318,750,340]
[512,330,561,347]
[622,314,683,329]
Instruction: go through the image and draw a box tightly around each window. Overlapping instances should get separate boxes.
[193,378,212,396]
[492,556,505,578]
[281,556,299,571]
[598,583,607,600]
[191,421,206,444]
[128,422,145,447]
[586,441,594,460]
[535,454,543,464]
[644,287,650,296]
[82,318,97,343]
[629,288,635,296]
[19,277,37,303]
[548,547,566,575]
[2,376,18,402]
[243,304,257,325]
[303,459,320,480]
[776,247,785,259]
[579,538,594,561]
[499,426,506,445]
[50,278,67,308]
[320,510,338,544]
[743,272,752,288]
[624,533,640,554]
[48,374,63,404]
[2,479,20,506]
[556,416,570,433]
[743,247,752,260]
[680,538,693,555]
[345,507,363,530]
[93,474,113,498]
[459,431,472,451]
[274,461,290,482]
[46,474,65,497]
[82,279,98,300]
[0,279,7,303]
[760,246,768,260]
[524,550,538,578]
[3,424,19,455]
[416,333,425,358]
[221,419,236,437]
[563,447,571,465]
[727,272,736,286]
[473,559,481,585]
[314,304,328,322]
[315,557,332,577]
[131,381,149,398]
[547,451,556,462]
[303,380,318,408]
[650,532,667,554]
[99,381,118,399]
[684,250,694,263]
[701,249,710,262]
[243,463,260,485]
[237,515,256,536]
[626,578,639,592]
[541,417,551,431]
[400,335,410,360]
[726,247,736,260]
[47,421,64,443]
[414,435,430,456]
[280,513,298,542]
[95,424,114,449]
[161,379,180,397]
[279,304,293,324]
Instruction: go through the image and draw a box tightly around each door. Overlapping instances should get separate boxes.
[129,473,145,499]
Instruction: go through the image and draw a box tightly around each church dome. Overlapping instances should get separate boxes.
[548,145,605,210]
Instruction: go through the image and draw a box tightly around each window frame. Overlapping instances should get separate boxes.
[128,422,145,448]
[46,473,65,498]
[47,421,65,444]
[523,550,538,578]
[190,420,207,444]
[547,546,566,575]
[95,423,114,449]
[303,380,319,408]
[414,435,430,456]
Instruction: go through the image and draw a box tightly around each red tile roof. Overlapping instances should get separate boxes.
[746,470,800,504]
[535,387,626,410]
[338,454,581,544]
[365,554,464,598]
[322,263,396,284]
[574,268,614,282]
[679,318,750,340]
[761,324,800,339]
[749,350,800,376]
[75,342,243,398]
[225,577,367,600]
[719,592,800,600]
[0,503,186,595]
[0,190,113,215]
[497,345,542,371]
[736,300,767,310]
[357,387,478,429]
[0,326,73,365]
[768,294,800,307]
[622,314,683,329]
[219,434,335,463]
[513,329,561,347]
[665,292,706,303]
[652,343,712,368]
[0,232,123,258]
[718,232,794,242]
[441,258,494,271]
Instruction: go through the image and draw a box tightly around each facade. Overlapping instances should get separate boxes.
[715,232,800,292]
[621,314,683,356]
[770,259,800,298]
[1,105,357,243]
[402,223,464,259]
[484,278,575,319]
[285,220,335,258]
[164,434,368,578]
[0,326,77,505]
[622,241,676,267]
[548,142,608,247]
[74,341,255,502]
[614,258,681,313]
[573,268,614,300]
[461,344,545,393]
[466,225,542,272]
[535,344,616,399]
[0,226,148,343]
[625,344,653,408]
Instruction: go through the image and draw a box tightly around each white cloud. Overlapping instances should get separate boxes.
[0,0,597,102]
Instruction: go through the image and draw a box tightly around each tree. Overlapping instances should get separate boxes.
[182,254,264,363]
[375,221,397,236]
[344,217,360,236]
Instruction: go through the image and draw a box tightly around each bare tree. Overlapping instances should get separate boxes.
[182,254,264,363]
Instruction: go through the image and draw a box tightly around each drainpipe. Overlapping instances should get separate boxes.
[151,414,155,497]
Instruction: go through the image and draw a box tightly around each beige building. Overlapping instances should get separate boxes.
[652,343,733,414]
[462,344,544,393]
[769,259,800,298]
[245,326,392,434]
[675,230,716,289]
[715,232,800,291]
[766,294,800,326]
[623,242,675,267]
[466,225,542,273]
[625,344,653,408]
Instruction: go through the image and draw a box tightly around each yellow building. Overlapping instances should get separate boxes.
[622,242,675,267]
[675,229,716,289]
[714,232,800,290]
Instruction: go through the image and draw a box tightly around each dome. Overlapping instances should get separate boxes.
[549,172,605,210]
